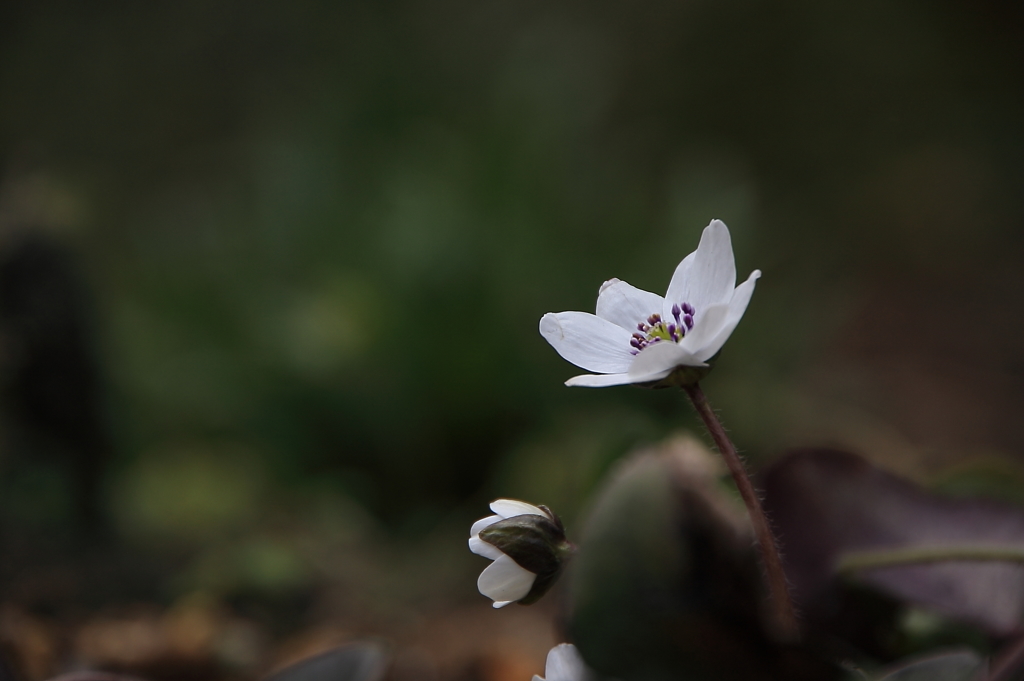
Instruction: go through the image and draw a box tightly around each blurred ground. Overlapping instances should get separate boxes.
[0,515,562,681]
[1,597,559,681]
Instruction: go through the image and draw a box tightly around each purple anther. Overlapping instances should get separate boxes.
[683,314,694,330]
[630,349,638,355]
[667,323,678,341]
[637,322,647,332]
[647,313,661,325]
[671,303,682,324]
[630,338,641,349]
[682,302,695,316]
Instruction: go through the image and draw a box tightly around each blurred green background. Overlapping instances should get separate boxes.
[0,0,1022,676]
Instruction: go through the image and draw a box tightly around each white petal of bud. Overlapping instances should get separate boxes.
[477,554,536,604]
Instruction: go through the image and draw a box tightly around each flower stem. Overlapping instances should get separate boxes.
[683,383,799,641]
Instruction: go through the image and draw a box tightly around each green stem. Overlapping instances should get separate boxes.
[837,545,1024,574]
[683,383,799,641]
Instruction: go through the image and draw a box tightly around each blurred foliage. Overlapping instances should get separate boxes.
[1,0,1023,528]
[568,436,844,681]
[568,441,1024,679]
[0,0,1023,675]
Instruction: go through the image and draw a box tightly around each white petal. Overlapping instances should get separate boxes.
[490,499,547,519]
[564,372,636,387]
[532,677,544,681]
[679,302,731,362]
[662,250,694,317]
[698,269,760,361]
[470,515,502,537]
[545,644,590,681]
[493,600,514,608]
[663,219,737,318]
[595,279,664,332]
[477,554,536,604]
[469,536,505,560]
[539,312,634,374]
[627,341,702,381]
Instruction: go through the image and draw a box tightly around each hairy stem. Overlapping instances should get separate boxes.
[684,383,799,641]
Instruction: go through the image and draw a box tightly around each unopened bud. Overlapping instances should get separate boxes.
[469,499,574,607]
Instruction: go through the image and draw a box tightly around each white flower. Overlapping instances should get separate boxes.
[531,643,593,681]
[469,499,552,608]
[539,219,760,387]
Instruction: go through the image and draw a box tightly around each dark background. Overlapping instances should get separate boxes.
[0,0,1022,677]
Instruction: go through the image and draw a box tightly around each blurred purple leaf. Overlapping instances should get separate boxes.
[763,449,1024,635]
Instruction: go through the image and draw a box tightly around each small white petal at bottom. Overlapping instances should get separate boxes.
[544,643,591,681]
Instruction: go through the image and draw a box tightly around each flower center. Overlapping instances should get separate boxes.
[630,302,695,355]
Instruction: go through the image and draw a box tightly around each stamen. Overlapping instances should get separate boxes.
[629,303,696,354]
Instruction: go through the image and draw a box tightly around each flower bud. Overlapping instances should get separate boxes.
[469,499,573,607]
